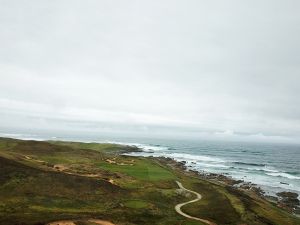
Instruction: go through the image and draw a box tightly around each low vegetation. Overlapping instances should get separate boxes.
[0,137,299,225]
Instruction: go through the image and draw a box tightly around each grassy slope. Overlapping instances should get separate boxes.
[0,137,299,225]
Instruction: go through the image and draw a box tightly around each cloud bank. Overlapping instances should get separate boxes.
[1,0,300,143]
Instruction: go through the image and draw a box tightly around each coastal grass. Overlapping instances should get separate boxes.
[0,137,299,225]
[181,221,206,225]
[181,181,241,224]
[123,199,149,209]
[49,141,136,154]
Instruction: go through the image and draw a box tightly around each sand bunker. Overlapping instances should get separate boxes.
[106,159,116,164]
[106,158,133,166]
[88,219,116,225]
[53,164,68,171]
[108,179,114,184]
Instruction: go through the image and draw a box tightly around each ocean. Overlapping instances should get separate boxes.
[120,138,300,197]
[1,133,300,197]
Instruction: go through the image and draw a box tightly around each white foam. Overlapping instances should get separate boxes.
[266,172,300,180]
[243,167,279,173]
[262,167,279,173]
[116,141,300,195]
[193,162,230,169]
[103,141,168,152]
[167,152,225,163]
[0,133,45,141]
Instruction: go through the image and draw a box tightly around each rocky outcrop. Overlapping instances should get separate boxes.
[276,191,300,213]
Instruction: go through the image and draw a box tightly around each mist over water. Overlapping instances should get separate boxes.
[2,132,300,197]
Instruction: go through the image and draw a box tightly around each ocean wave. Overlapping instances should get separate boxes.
[125,143,226,163]
[261,167,279,173]
[233,162,265,167]
[167,152,225,163]
[133,143,169,152]
[193,162,230,169]
[0,133,25,137]
[123,141,300,197]
[266,172,300,180]
[0,133,45,141]
[235,166,279,173]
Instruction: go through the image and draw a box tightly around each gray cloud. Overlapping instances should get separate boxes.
[1,0,300,143]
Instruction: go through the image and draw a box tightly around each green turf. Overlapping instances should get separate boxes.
[97,158,176,181]
[123,199,149,209]
[0,137,299,225]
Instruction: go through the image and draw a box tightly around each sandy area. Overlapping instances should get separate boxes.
[106,158,133,166]
[108,179,114,184]
[24,155,45,163]
[88,219,116,225]
[106,159,116,164]
[53,164,68,171]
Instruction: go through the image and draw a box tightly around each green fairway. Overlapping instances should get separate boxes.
[0,138,299,225]
[97,158,176,181]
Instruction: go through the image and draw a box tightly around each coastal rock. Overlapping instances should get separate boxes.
[265,195,278,203]
[280,181,289,185]
[251,186,265,195]
[277,191,298,199]
[154,154,298,215]
[276,191,300,213]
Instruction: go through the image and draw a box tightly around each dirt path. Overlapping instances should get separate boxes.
[175,181,217,225]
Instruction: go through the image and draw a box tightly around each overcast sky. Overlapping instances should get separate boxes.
[1,0,300,143]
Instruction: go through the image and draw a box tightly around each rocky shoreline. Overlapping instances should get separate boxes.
[122,144,300,216]
[152,156,300,215]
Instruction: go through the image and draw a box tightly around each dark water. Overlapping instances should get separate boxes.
[1,133,300,196]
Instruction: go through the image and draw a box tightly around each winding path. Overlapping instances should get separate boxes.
[175,181,217,225]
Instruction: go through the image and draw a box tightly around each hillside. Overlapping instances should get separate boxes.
[0,138,299,225]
